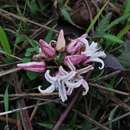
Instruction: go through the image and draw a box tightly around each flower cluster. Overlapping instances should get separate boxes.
[17,30,106,102]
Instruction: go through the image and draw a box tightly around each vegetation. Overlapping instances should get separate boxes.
[0,0,130,130]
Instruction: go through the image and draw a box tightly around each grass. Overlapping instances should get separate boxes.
[0,0,130,130]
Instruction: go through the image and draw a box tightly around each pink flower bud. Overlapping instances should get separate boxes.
[17,61,46,72]
[39,39,56,58]
[67,34,88,54]
[64,54,88,65]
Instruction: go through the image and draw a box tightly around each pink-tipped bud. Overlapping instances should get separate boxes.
[64,54,88,65]
[17,61,46,72]
[39,39,56,58]
[67,34,88,54]
[56,30,66,52]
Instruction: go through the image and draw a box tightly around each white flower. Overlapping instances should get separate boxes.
[38,63,94,102]
[38,66,82,102]
[81,41,106,69]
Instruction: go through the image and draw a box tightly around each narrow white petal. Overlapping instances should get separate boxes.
[80,38,89,45]
[38,85,55,94]
[89,42,98,50]
[94,51,106,58]
[60,71,76,80]
[58,82,67,102]
[77,65,94,75]
[80,33,87,39]
[81,79,89,95]
[59,66,68,75]
[66,58,76,71]
[45,70,56,83]
[67,88,73,95]
[88,57,105,69]
[65,80,82,88]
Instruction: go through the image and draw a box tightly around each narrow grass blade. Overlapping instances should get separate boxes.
[86,0,109,33]
[109,106,119,129]
[0,26,12,55]
[105,13,130,31]
[117,23,130,39]
[4,86,9,112]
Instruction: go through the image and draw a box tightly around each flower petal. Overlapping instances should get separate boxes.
[65,80,82,88]
[38,85,55,94]
[81,79,89,95]
[88,57,105,69]
[59,66,68,75]
[89,42,98,50]
[45,70,56,83]
[64,57,76,71]
[60,71,76,80]
[57,82,67,102]
[94,51,106,58]
[77,65,94,75]
[67,88,73,95]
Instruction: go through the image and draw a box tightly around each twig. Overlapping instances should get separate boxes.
[30,101,40,120]
[0,93,57,98]
[0,9,58,33]
[0,68,20,77]
[53,100,112,130]
[92,112,130,130]
[89,82,130,96]
[73,109,112,130]
[14,76,34,130]
[92,70,121,82]
[84,0,94,33]
[52,89,82,130]
[0,101,53,116]
[0,50,23,61]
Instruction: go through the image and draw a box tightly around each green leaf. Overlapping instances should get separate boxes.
[45,30,54,43]
[81,121,92,130]
[102,34,123,45]
[27,0,39,15]
[96,13,112,36]
[86,0,109,33]
[26,71,39,80]
[123,0,130,15]
[61,7,73,24]
[70,112,77,127]
[4,86,9,112]
[25,47,39,57]
[118,41,130,68]
[44,103,58,121]
[15,34,26,45]
[26,38,38,48]
[105,13,130,31]
[0,26,12,55]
